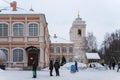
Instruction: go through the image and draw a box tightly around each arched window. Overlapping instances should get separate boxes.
[56,47,60,53]
[62,47,67,53]
[69,47,73,53]
[0,23,8,36]
[13,49,23,62]
[50,47,54,53]
[0,49,8,61]
[78,29,81,36]
[13,23,24,36]
[29,23,38,36]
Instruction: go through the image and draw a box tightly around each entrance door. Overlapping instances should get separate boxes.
[28,53,38,66]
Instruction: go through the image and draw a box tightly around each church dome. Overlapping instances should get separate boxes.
[74,11,82,21]
[0,50,6,61]
[75,17,82,21]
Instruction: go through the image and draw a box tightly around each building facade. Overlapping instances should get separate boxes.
[49,34,74,62]
[0,1,50,68]
[0,1,87,68]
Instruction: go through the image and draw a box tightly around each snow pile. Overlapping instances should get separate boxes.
[0,68,4,71]
[61,62,87,70]
[88,62,106,70]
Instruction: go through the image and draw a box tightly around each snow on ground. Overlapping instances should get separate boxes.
[61,62,87,70]
[0,63,120,80]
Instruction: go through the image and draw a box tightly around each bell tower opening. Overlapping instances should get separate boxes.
[78,29,81,36]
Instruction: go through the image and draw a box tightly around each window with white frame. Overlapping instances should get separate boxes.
[50,47,54,53]
[13,23,24,36]
[0,23,8,36]
[0,49,8,61]
[62,47,67,53]
[56,47,60,53]
[29,23,38,36]
[69,47,73,53]
[13,49,23,62]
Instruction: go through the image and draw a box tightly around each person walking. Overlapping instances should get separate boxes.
[75,61,78,72]
[108,61,112,70]
[117,61,120,72]
[112,61,115,70]
[32,60,37,78]
[54,60,60,76]
[49,60,54,76]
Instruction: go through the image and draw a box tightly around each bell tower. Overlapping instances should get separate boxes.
[69,12,87,62]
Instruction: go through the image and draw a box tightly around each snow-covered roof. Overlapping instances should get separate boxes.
[86,53,100,59]
[50,35,74,44]
[0,7,41,14]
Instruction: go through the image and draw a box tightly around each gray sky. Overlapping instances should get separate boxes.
[1,0,120,47]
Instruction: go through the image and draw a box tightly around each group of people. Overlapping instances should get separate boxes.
[108,61,120,72]
[32,59,120,78]
[108,61,116,70]
[32,59,60,78]
[49,59,60,76]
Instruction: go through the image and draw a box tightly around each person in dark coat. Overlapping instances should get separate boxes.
[108,61,112,70]
[112,61,115,70]
[32,60,37,78]
[75,61,78,72]
[54,60,60,76]
[117,61,120,72]
[49,60,54,76]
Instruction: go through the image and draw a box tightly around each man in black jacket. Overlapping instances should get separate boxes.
[54,60,60,76]
[49,60,54,76]
[75,61,78,72]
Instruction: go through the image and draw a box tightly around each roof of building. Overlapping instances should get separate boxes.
[86,53,100,59]
[0,1,41,15]
[50,34,74,44]
[0,7,41,14]
[75,17,82,21]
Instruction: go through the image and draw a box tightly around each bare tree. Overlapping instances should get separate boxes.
[100,29,120,64]
[86,32,98,52]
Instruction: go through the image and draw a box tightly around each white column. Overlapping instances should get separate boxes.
[39,48,44,67]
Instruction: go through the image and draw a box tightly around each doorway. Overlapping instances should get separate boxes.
[28,53,39,66]
[25,46,40,66]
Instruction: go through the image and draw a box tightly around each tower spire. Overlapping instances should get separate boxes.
[29,5,34,11]
[77,11,80,18]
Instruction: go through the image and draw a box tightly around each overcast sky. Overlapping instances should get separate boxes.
[1,0,120,47]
